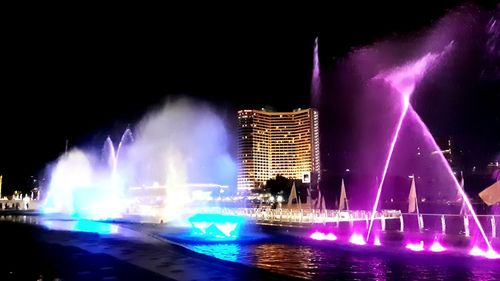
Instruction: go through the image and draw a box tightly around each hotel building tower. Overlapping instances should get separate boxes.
[237,108,320,190]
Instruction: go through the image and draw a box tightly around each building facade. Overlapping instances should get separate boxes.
[237,108,320,190]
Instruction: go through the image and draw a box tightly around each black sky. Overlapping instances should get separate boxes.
[1,1,498,192]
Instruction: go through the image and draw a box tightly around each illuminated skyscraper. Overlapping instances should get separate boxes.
[237,108,320,190]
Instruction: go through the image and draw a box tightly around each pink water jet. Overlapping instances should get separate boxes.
[376,53,440,97]
[406,241,424,252]
[484,249,500,259]
[349,233,367,245]
[429,241,446,252]
[310,231,326,240]
[470,246,500,259]
[366,42,494,252]
[469,246,486,257]
[366,98,410,240]
[310,231,337,241]
[326,233,338,241]
[367,53,440,241]
[373,236,381,246]
[408,108,494,251]
[310,37,321,106]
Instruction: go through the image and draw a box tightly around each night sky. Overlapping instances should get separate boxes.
[2,1,498,193]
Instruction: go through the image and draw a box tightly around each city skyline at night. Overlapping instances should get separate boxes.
[0,2,499,280]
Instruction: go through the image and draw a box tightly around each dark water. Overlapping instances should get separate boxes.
[183,241,500,280]
[3,215,499,280]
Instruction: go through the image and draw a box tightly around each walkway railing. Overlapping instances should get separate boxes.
[194,207,401,225]
[192,207,500,238]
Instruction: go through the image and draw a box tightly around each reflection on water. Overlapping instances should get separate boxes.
[189,244,241,262]
[0,215,136,237]
[41,220,119,234]
[185,242,500,280]
[2,216,499,280]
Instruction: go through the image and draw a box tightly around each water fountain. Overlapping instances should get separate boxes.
[366,51,444,241]
[188,213,246,241]
[42,99,237,225]
[305,45,499,258]
[33,8,499,281]
[305,6,499,260]
[311,36,321,107]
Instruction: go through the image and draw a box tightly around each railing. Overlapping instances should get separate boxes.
[399,213,500,238]
[194,207,401,224]
[192,207,500,238]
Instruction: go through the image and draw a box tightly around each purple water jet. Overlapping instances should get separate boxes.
[363,45,494,251]
[310,231,338,241]
[310,37,321,106]
[366,52,441,241]
[429,241,446,252]
[407,107,494,251]
[406,241,424,252]
[349,233,366,246]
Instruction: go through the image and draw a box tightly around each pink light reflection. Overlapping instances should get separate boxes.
[374,236,381,246]
[310,231,326,240]
[349,233,367,246]
[406,241,424,252]
[326,233,338,241]
[429,241,446,252]
[469,246,486,257]
[484,249,500,259]
[470,246,500,259]
[310,231,337,241]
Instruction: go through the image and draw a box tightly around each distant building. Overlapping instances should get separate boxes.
[237,108,320,190]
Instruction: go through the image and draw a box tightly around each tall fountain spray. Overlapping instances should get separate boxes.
[407,108,494,252]
[43,150,94,216]
[43,99,236,223]
[116,128,134,167]
[366,52,442,241]
[311,37,321,107]
[102,136,117,172]
[364,43,495,253]
[102,136,122,210]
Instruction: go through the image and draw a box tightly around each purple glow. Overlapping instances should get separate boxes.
[408,108,493,251]
[375,53,439,97]
[310,231,337,241]
[310,231,326,240]
[429,241,446,252]
[469,246,486,257]
[326,233,338,241]
[470,246,500,259]
[367,51,447,241]
[406,241,424,252]
[366,54,439,240]
[484,249,500,259]
[349,233,367,246]
[373,236,381,246]
[366,100,409,241]
[311,37,321,106]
